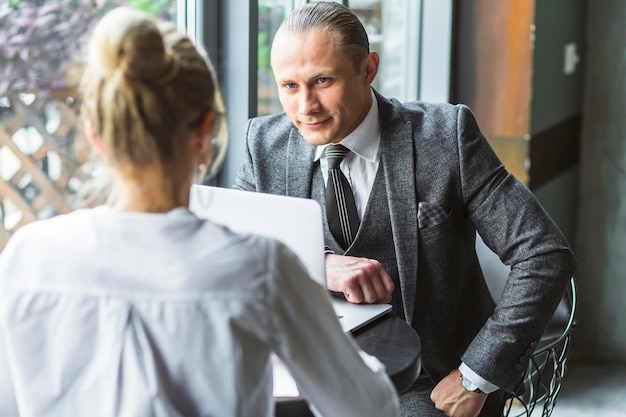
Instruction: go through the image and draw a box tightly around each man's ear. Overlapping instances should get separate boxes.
[84,120,106,156]
[362,51,379,85]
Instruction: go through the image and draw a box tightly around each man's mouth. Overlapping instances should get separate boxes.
[302,118,330,129]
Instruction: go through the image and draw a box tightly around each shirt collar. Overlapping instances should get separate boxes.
[315,89,381,162]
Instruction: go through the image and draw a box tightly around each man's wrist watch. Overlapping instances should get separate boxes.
[460,373,484,393]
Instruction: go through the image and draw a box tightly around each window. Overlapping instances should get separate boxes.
[258,0,295,116]
[0,0,181,251]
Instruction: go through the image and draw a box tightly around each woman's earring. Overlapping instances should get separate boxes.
[195,163,208,185]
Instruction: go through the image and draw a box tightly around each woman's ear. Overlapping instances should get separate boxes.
[192,110,216,159]
[84,120,106,156]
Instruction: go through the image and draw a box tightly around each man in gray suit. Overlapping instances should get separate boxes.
[234,2,576,416]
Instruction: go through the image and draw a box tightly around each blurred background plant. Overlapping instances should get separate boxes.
[0,0,174,97]
[0,0,176,251]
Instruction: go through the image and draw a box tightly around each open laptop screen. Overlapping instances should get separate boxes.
[189,185,391,333]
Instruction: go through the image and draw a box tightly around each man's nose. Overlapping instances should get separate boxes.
[298,89,320,115]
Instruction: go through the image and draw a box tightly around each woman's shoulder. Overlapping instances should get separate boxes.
[5,208,96,246]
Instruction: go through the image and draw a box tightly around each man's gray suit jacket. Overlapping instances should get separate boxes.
[234,91,577,393]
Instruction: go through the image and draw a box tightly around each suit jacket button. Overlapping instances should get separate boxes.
[530,341,538,348]
[525,348,534,356]
[520,356,529,364]
[515,363,525,372]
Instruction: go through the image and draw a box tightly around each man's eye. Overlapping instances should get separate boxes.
[317,77,329,84]
[285,83,297,89]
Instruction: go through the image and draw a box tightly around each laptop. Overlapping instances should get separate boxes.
[189,184,392,333]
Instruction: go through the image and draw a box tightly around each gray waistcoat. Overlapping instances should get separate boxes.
[311,163,405,319]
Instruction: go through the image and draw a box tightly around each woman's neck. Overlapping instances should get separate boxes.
[112,166,191,213]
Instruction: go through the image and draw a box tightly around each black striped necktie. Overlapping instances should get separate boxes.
[324,144,360,249]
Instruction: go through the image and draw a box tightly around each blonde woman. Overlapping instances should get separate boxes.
[0,7,399,417]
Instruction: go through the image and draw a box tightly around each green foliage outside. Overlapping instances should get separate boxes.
[7,0,172,16]
[0,0,176,96]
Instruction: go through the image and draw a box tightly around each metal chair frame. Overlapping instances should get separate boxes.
[502,277,577,417]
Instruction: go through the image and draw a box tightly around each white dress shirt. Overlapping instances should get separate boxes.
[0,206,399,417]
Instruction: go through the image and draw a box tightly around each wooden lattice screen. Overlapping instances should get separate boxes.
[0,92,90,252]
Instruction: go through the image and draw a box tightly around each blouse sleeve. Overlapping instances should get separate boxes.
[267,241,399,417]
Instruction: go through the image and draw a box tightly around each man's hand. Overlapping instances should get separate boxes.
[325,254,394,304]
[431,370,488,417]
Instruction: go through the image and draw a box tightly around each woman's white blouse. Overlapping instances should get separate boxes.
[0,207,399,417]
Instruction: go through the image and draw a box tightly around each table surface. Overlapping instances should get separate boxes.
[275,313,421,417]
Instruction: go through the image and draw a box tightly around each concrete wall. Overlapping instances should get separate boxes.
[573,0,626,364]
[467,0,625,365]
[531,0,586,135]
[530,0,585,243]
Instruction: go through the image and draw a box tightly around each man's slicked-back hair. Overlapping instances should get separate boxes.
[278,1,370,72]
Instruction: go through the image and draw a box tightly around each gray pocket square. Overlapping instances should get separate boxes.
[418,202,449,229]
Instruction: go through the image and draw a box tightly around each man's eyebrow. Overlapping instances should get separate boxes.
[276,79,297,86]
[274,68,337,84]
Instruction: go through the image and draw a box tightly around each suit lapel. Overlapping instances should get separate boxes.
[285,128,316,199]
[378,95,419,324]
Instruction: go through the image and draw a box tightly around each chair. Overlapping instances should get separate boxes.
[475,233,577,417]
[502,277,577,417]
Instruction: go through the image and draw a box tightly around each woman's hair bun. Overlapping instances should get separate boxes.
[88,7,179,84]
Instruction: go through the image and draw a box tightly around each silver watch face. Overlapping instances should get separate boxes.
[461,375,480,392]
